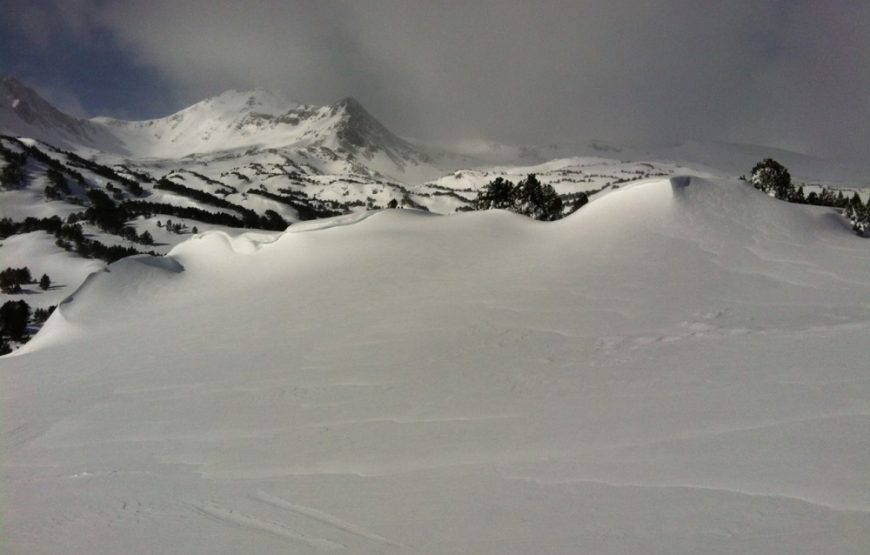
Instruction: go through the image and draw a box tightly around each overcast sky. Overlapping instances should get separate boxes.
[2,0,868,158]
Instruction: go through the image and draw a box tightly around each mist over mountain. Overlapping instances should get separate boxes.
[4,75,869,183]
[5,2,869,159]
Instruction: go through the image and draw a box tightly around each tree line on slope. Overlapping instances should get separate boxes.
[249,188,345,220]
[748,158,870,235]
[468,174,589,221]
[1,137,96,196]
[1,136,289,231]
[153,178,287,230]
[465,164,869,232]
[0,214,154,263]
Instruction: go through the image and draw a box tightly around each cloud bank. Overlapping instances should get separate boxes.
[5,0,870,157]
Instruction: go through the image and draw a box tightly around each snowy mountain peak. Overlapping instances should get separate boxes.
[332,95,391,148]
[89,89,428,163]
[171,87,300,120]
[333,95,366,115]
[0,76,431,170]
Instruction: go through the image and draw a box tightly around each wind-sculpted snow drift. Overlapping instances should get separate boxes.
[2,178,869,554]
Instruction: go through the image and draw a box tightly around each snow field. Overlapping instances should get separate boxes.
[2,177,869,553]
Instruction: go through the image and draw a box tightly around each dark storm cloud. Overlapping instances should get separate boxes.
[5,0,869,157]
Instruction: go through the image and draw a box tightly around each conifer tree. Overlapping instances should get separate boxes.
[750,159,793,200]
[513,174,563,221]
[474,177,515,210]
[791,185,806,203]
[818,188,836,207]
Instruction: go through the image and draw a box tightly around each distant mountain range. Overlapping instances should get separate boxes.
[0,75,679,227]
[1,76,433,173]
[1,74,866,276]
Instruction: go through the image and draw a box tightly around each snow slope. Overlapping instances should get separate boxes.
[2,177,869,554]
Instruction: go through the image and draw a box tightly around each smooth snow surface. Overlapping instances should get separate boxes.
[2,177,869,554]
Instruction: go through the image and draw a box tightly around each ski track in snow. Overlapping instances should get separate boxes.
[255,490,402,547]
[195,503,346,550]
[190,491,404,551]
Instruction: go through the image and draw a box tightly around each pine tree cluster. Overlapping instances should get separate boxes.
[472,174,566,221]
[0,267,32,293]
